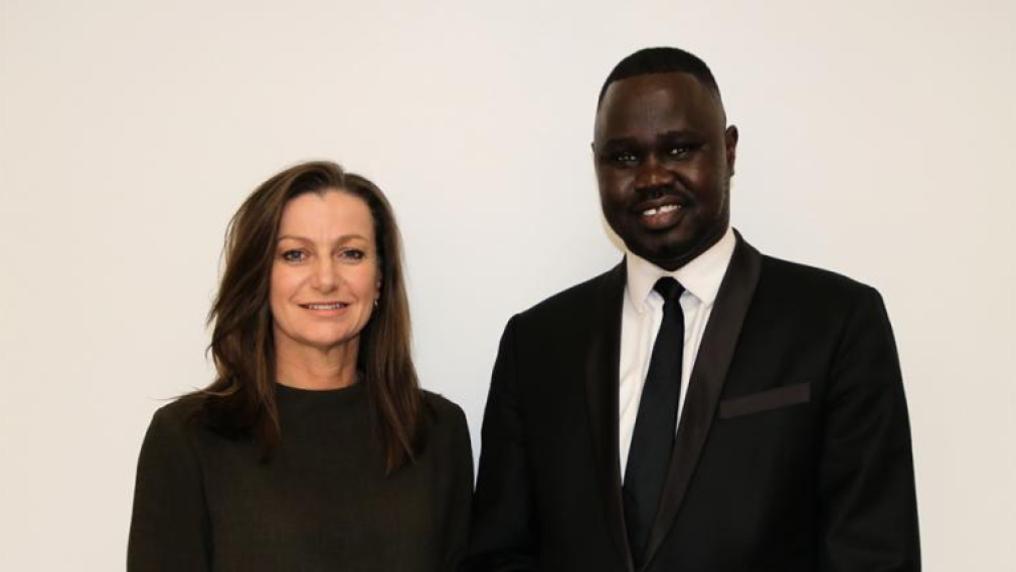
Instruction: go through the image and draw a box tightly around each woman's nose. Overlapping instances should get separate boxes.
[310,257,338,292]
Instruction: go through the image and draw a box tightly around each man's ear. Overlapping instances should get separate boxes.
[725,125,739,177]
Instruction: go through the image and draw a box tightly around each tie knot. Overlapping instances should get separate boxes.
[653,277,684,301]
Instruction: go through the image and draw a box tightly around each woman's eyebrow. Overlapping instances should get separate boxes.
[276,233,368,243]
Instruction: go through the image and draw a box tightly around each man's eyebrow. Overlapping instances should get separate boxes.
[656,129,701,139]
[276,234,368,243]
[597,136,639,150]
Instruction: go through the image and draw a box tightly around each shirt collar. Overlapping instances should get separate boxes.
[625,226,737,313]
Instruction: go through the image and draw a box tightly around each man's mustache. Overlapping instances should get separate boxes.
[632,184,694,206]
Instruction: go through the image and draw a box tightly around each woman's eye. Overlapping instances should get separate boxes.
[340,249,366,261]
[281,250,306,262]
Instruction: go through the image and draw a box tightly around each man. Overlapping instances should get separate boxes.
[465,47,920,571]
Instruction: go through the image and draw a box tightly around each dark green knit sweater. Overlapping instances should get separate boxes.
[128,383,472,571]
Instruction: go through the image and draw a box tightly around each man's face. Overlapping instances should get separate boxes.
[593,72,738,270]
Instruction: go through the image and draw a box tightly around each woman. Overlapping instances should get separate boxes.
[128,161,472,571]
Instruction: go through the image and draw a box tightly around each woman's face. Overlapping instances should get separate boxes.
[270,189,381,356]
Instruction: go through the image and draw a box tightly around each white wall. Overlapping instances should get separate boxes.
[2,0,1013,569]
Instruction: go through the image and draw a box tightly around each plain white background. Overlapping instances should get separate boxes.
[2,0,1013,569]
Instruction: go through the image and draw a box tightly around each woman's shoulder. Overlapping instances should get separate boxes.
[414,390,473,479]
[419,390,471,445]
[416,391,472,467]
[420,390,466,425]
[143,393,209,441]
[133,395,216,474]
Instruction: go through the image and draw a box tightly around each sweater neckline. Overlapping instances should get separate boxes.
[275,380,365,404]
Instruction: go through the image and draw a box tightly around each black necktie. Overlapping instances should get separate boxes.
[623,277,685,567]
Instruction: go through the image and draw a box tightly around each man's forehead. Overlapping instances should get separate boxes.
[595,72,725,138]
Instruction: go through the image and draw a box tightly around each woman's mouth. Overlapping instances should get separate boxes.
[300,302,348,310]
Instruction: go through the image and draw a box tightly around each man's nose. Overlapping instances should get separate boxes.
[635,154,675,189]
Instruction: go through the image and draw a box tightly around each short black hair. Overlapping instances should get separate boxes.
[597,47,721,108]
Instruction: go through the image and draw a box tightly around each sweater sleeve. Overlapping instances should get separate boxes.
[127,404,212,572]
[443,402,475,572]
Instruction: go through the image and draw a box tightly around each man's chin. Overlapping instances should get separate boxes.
[627,242,691,269]
[626,227,724,270]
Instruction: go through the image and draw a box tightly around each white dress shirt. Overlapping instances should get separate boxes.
[618,227,736,481]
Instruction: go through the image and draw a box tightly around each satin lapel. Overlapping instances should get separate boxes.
[640,233,763,570]
[584,262,634,572]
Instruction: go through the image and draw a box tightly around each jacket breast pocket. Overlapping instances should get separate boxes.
[718,382,810,419]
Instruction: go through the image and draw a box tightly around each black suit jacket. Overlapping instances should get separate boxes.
[465,235,919,571]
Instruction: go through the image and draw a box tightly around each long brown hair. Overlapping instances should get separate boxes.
[200,160,423,472]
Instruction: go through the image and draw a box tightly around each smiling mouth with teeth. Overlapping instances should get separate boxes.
[302,303,348,310]
[641,204,682,216]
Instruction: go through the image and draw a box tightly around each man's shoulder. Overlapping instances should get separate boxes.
[758,252,880,304]
[514,263,622,325]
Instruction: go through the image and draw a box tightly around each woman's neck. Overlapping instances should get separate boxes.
[274,337,359,390]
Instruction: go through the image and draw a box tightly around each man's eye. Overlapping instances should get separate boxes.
[611,151,639,165]
[281,250,306,262]
[665,143,699,158]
